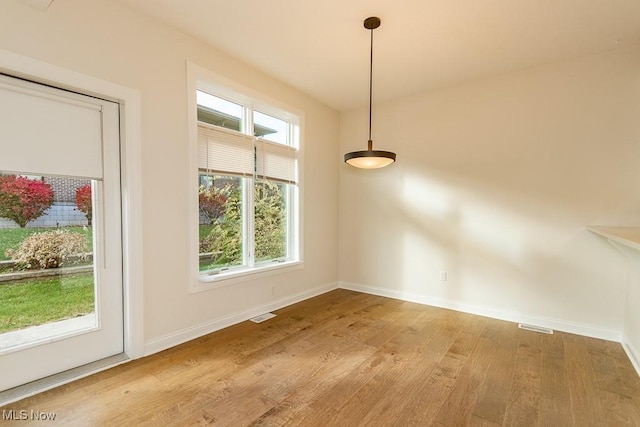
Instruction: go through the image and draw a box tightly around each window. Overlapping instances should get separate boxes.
[196,88,300,281]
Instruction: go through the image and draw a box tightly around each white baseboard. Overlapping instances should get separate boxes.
[338,281,622,342]
[143,281,338,356]
[622,335,640,377]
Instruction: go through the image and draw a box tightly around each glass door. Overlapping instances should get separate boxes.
[0,74,123,392]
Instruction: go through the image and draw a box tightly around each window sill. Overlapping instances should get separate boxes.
[190,260,303,293]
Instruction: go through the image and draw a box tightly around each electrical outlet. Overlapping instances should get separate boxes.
[440,271,448,282]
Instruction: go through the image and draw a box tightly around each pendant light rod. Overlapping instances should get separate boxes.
[368,21,374,145]
[364,16,379,147]
[344,16,396,169]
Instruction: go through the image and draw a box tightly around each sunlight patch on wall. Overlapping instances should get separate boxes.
[460,202,527,267]
[398,170,569,282]
[401,173,456,223]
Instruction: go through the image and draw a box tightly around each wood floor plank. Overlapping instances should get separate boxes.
[564,334,607,427]
[468,414,503,426]
[598,388,640,426]
[247,342,377,426]
[489,328,542,426]
[2,289,639,426]
[471,321,518,424]
[391,341,466,425]
[432,334,498,426]
[325,312,440,425]
[537,332,573,426]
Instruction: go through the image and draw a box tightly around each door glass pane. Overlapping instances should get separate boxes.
[197,91,243,132]
[254,180,287,263]
[0,174,95,348]
[198,174,244,272]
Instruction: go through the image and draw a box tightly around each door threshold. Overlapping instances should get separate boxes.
[0,353,129,406]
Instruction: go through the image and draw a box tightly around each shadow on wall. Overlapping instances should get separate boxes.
[408,166,625,319]
[341,162,628,326]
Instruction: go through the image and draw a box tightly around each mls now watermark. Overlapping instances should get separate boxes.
[2,409,57,421]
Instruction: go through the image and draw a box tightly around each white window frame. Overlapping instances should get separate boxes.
[187,62,304,292]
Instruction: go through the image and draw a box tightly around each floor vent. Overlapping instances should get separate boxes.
[518,323,554,334]
[250,313,276,323]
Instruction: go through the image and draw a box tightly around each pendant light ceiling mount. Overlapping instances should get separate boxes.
[344,16,396,170]
[363,16,380,30]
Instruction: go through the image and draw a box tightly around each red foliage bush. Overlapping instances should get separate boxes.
[75,184,92,225]
[0,175,54,228]
[199,187,228,225]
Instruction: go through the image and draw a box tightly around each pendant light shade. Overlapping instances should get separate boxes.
[344,140,396,169]
[344,16,396,169]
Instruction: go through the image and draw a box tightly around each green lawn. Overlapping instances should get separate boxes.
[0,226,92,261]
[0,273,94,333]
[0,226,94,334]
[199,224,214,240]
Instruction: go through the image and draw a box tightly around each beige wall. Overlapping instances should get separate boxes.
[0,0,339,352]
[340,45,640,340]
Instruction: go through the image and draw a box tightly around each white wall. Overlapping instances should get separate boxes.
[0,0,339,353]
[339,45,640,340]
[624,254,640,372]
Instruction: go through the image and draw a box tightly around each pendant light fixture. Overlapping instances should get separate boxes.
[344,16,396,169]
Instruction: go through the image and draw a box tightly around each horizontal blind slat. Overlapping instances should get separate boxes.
[256,139,297,184]
[198,123,254,177]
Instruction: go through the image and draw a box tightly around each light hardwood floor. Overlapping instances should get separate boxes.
[2,289,640,426]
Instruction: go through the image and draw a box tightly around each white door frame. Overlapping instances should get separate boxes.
[0,49,144,361]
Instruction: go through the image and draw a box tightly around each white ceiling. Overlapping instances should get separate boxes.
[117,0,640,112]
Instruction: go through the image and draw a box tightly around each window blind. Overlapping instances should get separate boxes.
[0,75,104,179]
[255,139,298,185]
[198,123,254,177]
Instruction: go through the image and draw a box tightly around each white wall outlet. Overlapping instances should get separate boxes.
[440,271,448,281]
